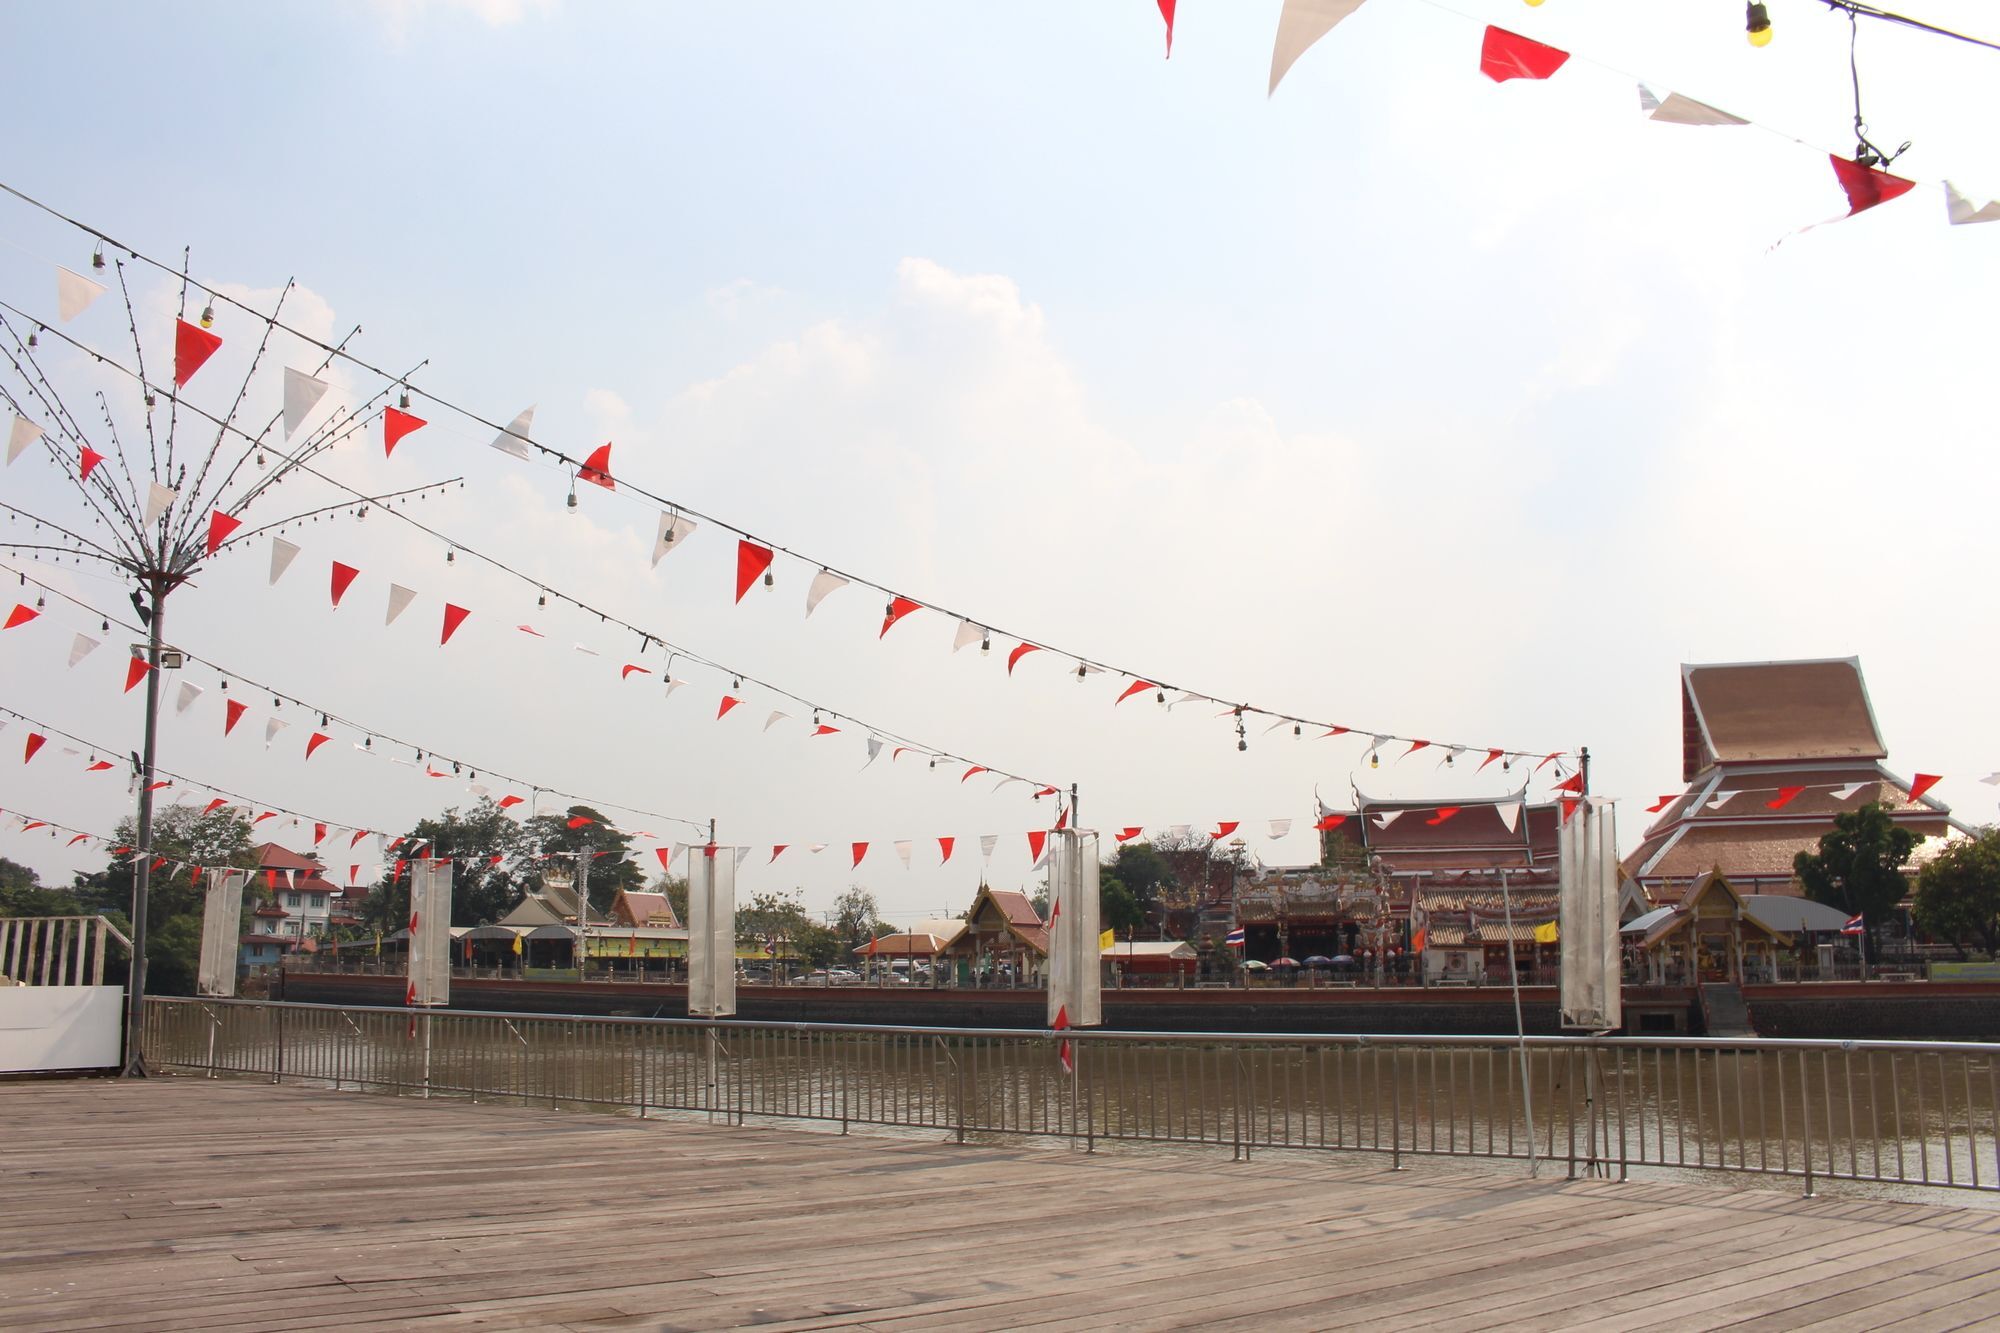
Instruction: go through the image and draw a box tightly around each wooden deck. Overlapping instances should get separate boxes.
[5,1079,2000,1331]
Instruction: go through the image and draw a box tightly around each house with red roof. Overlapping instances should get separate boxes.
[251,842,342,940]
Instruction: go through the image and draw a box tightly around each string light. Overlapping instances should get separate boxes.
[1747,2,1773,46]
[199,302,215,329]
[90,241,105,272]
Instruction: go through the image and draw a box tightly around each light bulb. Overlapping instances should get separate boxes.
[92,243,106,272]
[1746,2,1772,45]
[445,548,455,564]
[763,571,774,587]
[1370,751,1381,769]
[537,591,547,607]
[399,388,411,409]
[1237,738,1247,753]
[566,482,578,510]
[199,303,214,329]
[27,328,38,348]
[980,634,991,655]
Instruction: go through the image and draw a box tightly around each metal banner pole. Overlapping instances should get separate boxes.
[1499,869,1539,1177]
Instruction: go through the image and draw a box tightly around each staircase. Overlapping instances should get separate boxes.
[1699,982,1756,1038]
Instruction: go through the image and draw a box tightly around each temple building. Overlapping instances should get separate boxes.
[935,886,1047,986]
[1621,658,1964,898]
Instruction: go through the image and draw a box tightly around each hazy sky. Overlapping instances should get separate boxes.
[1,1,1995,923]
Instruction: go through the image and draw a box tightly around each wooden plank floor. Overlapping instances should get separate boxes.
[4,1079,2000,1332]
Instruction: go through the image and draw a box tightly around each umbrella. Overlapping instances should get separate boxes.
[1241,959,1269,971]
[1302,955,1334,968]
[1270,957,1301,968]
[1330,954,1355,965]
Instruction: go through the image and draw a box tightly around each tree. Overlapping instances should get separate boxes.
[0,857,83,918]
[520,805,643,914]
[1101,874,1145,935]
[831,886,882,951]
[652,873,690,926]
[363,797,532,935]
[68,806,258,996]
[1914,829,2000,959]
[1105,843,1171,917]
[737,890,816,964]
[1793,802,1917,964]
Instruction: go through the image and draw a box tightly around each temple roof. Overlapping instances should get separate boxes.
[1680,659,1885,779]
[610,889,681,929]
[1328,789,1560,873]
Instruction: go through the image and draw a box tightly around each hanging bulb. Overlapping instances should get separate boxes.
[272,695,280,708]
[144,391,156,410]
[220,679,228,691]
[1370,750,1381,769]
[452,761,462,775]
[732,675,742,690]
[364,736,372,749]
[566,480,578,510]
[762,570,774,587]
[1075,663,1087,682]
[1746,2,1772,46]
[319,713,329,726]
[1523,0,1544,5]
[1238,737,1248,752]
[256,451,267,467]
[100,618,108,632]
[662,514,677,546]
[1293,724,1302,737]
[1502,758,1512,772]
[27,327,38,348]
[446,548,455,565]
[1444,752,1455,767]
[1157,690,1167,705]
[979,633,991,656]
[399,387,411,409]
[537,590,547,607]
[35,594,44,608]
[92,241,106,272]
[199,302,215,330]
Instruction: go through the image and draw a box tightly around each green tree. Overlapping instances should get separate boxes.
[1913,829,2000,959]
[652,873,690,926]
[1105,843,1171,918]
[520,805,643,914]
[1793,802,1917,964]
[362,797,531,935]
[831,886,882,951]
[69,806,257,996]
[1100,873,1145,936]
[0,857,83,918]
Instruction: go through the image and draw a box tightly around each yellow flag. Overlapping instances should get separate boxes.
[1533,921,1559,944]
[373,930,382,957]
[1099,928,1116,951]
[511,932,523,956]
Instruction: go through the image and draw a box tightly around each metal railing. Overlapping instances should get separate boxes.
[1,915,129,987]
[143,997,2000,1197]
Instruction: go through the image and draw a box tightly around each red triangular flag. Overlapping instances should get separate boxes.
[717,695,741,719]
[735,540,773,602]
[567,816,594,829]
[1480,748,1505,771]
[579,442,615,491]
[1405,740,1431,757]
[254,812,276,825]
[1480,26,1569,82]
[812,724,840,736]
[498,795,524,809]
[68,833,89,846]
[203,509,243,556]
[224,699,248,735]
[1560,797,1581,824]
[1426,806,1462,826]
[620,664,652,679]
[85,760,113,772]
[349,865,360,885]
[382,406,427,457]
[655,847,672,870]
[1210,821,1239,839]
[938,836,955,863]
[1315,814,1348,831]
[440,603,470,645]
[1553,772,1585,794]
[880,596,922,638]
[21,820,45,832]
[173,318,223,385]
[960,766,988,783]
[1908,773,1942,805]
[1116,680,1155,706]
[123,656,151,693]
[1027,829,1048,863]
[22,733,45,763]
[3,603,38,629]
[313,822,327,845]
[204,798,228,815]
[306,731,331,760]
[79,446,106,482]
[264,869,279,891]
[1053,1003,1073,1074]
[770,845,787,863]
[1116,827,1143,842]
[851,841,868,868]
[1157,0,1175,57]
[1646,795,1678,813]
[1006,643,1041,676]
[1765,786,1806,810]
[1830,154,1917,216]
[330,561,360,607]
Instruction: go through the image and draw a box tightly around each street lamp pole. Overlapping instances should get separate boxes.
[121,571,174,1076]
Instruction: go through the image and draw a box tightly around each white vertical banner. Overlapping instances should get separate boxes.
[687,848,737,1017]
[197,869,250,997]
[408,859,453,1007]
[1045,829,1102,1029]
[1558,801,1620,1030]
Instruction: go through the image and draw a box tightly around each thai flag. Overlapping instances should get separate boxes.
[1841,913,1865,936]
[1224,928,1245,948]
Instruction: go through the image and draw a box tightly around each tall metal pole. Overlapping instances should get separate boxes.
[1499,868,1538,1176]
[573,846,591,979]
[121,575,167,1077]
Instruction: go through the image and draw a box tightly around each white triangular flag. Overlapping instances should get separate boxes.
[283,869,297,891]
[1637,83,1662,114]
[65,633,98,667]
[1830,783,1867,802]
[763,710,791,732]
[1979,771,2000,787]
[7,415,43,465]
[490,405,535,459]
[1707,791,1737,810]
[1269,0,1369,95]
[805,569,848,617]
[1649,92,1748,126]
[1169,691,1202,710]
[385,584,417,625]
[282,368,331,437]
[175,681,203,714]
[1263,717,1291,735]
[864,737,883,768]
[809,842,828,854]
[1945,182,2000,226]
[265,717,288,746]
[269,537,300,585]
[952,619,982,653]
[56,266,105,322]
[733,846,751,870]
[1373,810,1404,829]
[652,511,697,565]
[980,834,998,861]
[1168,824,1191,839]
[143,483,177,526]
[1496,801,1522,833]
[573,643,600,656]
[1267,818,1292,839]
[895,839,912,868]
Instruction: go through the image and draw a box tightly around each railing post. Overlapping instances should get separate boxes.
[1800,1049,1817,1198]
[272,1003,284,1085]
[1390,1047,1404,1171]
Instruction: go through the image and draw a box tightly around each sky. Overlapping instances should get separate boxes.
[0,0,1995,925]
